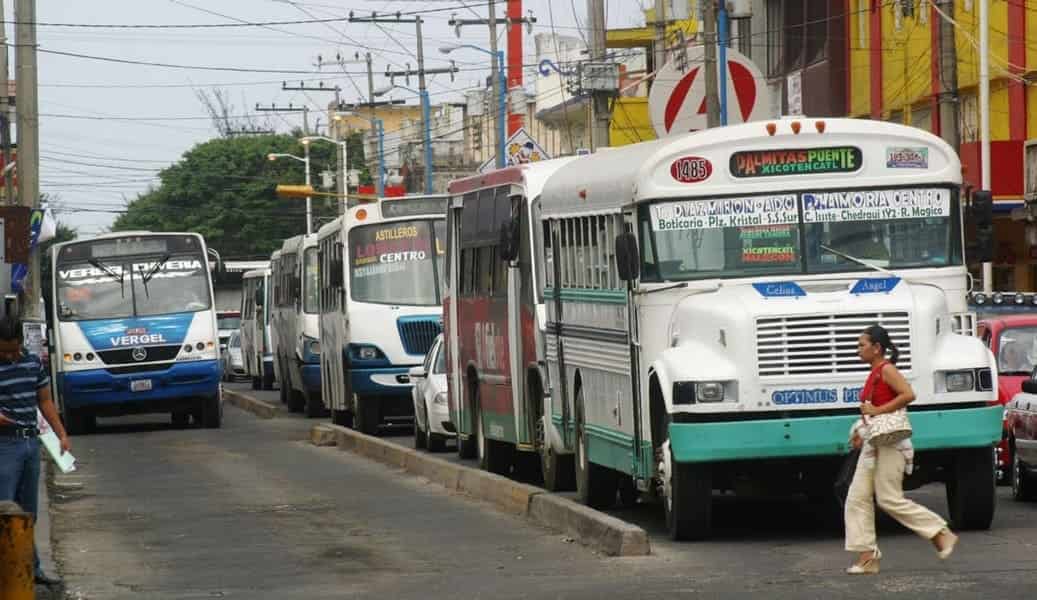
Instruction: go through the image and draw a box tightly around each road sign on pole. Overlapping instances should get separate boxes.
[648,45,769,137]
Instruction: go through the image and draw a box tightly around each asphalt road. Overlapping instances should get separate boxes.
[47,382,1037,599]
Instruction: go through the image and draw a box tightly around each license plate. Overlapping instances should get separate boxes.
[131,379,153,392]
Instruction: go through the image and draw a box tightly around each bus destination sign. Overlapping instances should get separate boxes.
[730,146,862,178]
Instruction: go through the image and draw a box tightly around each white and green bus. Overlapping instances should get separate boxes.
[538,117,1001,540]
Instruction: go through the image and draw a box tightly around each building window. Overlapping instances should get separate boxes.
[766,0,783,77]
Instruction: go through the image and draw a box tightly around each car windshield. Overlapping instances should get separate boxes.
[640,187,962,282]
[999,327,1037,375]
[348,219,444,306]
[57,253,211,320]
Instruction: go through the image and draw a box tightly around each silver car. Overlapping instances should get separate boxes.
[222,330,247,382]
[409,334,453,452]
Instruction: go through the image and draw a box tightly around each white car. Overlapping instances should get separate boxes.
[409,334,453,452]
[222,330,247,382]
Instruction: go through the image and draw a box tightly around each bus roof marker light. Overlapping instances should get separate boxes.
[356,208,367,221]
[815,120,826,133]
[790,121,801,134]
[578,189,587,199]
[765,122,776,136]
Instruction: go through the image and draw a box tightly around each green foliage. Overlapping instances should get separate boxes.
[112,134,338,259]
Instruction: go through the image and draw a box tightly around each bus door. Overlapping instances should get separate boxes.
[624,210,647,480]
[547,219,573,450]
[505,189,531,447]
[447,197,466,437]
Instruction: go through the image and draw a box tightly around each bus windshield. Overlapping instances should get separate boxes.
[641,187,962,282]
[348,219,444,306]
[57,253,211,320]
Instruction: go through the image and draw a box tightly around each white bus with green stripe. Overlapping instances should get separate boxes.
[538,117,1001,540]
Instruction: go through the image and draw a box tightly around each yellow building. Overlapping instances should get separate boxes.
[848,1,1035,289]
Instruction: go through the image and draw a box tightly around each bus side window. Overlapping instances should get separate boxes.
[493,245,507,297]
[639,218,658,282]
[478,246,494,295]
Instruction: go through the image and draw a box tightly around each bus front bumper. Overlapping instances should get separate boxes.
[61,360,221,409]
[350,366,413,397]
[668,405,1004,464]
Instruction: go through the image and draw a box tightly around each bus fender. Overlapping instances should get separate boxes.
[651,341,738,413]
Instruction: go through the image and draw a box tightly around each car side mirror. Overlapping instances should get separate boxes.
[499,217,520,262]
[408,366,427,379]
[615,232,640,282]
[1023,380,1037,395]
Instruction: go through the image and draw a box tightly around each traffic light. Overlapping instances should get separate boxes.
[275,184,316,198]
[971,190,994,263]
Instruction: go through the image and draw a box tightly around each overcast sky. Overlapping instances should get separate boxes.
[20,1,646,235]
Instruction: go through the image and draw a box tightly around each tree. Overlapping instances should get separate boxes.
[112,134,337,259]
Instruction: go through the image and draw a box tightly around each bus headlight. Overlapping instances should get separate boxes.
[695,382,725,402]
[354,345,381,360]
[945,370,976,392]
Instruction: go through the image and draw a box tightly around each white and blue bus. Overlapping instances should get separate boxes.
[317,195,446,434]
[270,234,324,417]
[51,231,223,432]
[240,267,274,390]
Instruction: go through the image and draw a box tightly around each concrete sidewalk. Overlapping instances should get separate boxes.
[36,461,63,599]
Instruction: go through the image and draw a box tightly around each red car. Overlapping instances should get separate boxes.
[977,314,1037,484]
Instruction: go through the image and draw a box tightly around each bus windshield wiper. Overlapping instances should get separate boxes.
[820,245,894,276]
[135,253,170,299]
[88,258,125,297]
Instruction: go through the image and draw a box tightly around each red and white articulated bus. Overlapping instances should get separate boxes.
[443,158,580,487]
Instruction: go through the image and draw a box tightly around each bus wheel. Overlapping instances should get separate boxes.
[65,407,95,436]
[574,390,617,509]
[199,395,222,429]
[171,411,190,429]
[262,369,275,391]
[541,444,575,492]
[663,444,712,541]
[251,376,261,390]
[618,477,638,509]
[946,446,996,530]
[331,408,353,428]
[277,361,289,405]
[303,391,326,418]
[288,388,305,413]
[356,396,380,435]
[476,399,511,475]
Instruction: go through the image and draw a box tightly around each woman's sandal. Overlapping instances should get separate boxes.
[846,548,882,574]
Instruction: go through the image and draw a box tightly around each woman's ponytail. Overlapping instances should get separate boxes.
[863,324,898,365]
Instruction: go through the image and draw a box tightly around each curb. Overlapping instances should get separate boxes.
[313,423,650,557]
[224,388,280,419]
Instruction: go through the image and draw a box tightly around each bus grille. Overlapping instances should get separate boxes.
[756,312,911,377]
[98,344,181,365]
[397,316,442,356]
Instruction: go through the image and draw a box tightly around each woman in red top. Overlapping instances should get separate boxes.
[844,325,959,574]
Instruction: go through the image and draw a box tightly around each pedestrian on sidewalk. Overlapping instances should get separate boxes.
[0,315,70,586]
[843,324,959,574]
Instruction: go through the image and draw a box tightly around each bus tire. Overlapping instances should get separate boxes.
[665,450,712,541]
[946,446,996,530]
[541,444,576,492]
[457,432,477,459]
[331,408,353,428]
[618,477,638,509]
[288,388,305,413]
[574,389,617,510]
[171,411,190,429]
[200,395,222,429]
[65,407,95,436]
[304,391,326,418]
[262,369,275,391]
[476,399,511,475]
[251,376,261,390]
[356,397,380,435]
[277,359,289,405]
[427,431,446,453]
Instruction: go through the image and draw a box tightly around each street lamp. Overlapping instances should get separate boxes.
[268,151,312,235]
[440,44,506,169]
[334,111,386,197]
[374,84,434,194]
[302,135,348,215]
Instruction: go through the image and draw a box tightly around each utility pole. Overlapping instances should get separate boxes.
[487,1,502,167]
[15,0,40,319]
[702,0,720,128]
[979,0,992,293]
[653,0,667,77]
[284,82,344,209]
[367,53,383,196]
[936,0,959,151]
[587,0,610,151]
[0,0,13,206]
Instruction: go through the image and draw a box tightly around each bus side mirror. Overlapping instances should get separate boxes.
[615,232,640,281]
[499,217,520,262]
[970,190,994,263]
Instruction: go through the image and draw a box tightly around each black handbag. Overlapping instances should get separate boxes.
[833,447,861,508]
